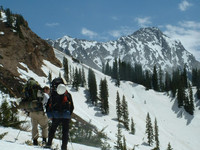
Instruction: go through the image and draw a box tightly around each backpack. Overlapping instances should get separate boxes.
[46,78,72,119]
[19,78,43,112]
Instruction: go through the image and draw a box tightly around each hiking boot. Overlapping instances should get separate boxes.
[42,138,47,143]
[33,139,38,145]
[44,144,51,149]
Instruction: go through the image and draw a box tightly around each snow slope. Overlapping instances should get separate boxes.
[1,48,200,150]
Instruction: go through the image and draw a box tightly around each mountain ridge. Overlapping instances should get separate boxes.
[47,27,200,73]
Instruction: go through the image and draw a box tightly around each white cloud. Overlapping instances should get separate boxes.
[45,22,60,27]
[81,28,98,39]
[111,16,119,21]
[109,26,136,38]
[135,17,152,27]
[164,21,200,61]
[179,0,192,11]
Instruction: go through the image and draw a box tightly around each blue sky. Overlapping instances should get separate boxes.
[1,0,200,60]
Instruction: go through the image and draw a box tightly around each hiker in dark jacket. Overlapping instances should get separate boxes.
[45,78,74,150]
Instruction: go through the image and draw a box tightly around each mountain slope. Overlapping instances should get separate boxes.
[5,48,199,150]
[47,27,200,72]
[0,9,61,97]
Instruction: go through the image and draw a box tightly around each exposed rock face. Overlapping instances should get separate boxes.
[0,12,61,97]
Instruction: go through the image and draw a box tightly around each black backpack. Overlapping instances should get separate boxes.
[46,78,72,113]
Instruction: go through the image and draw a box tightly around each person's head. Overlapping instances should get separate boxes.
[43,86,50,95]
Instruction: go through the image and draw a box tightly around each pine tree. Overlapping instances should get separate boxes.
[167,142,173,150]
[177,81,185,108]
[63,57,69,83]
[112,58,120,87]
[197,86,200,99]
[144,70,151,90]
[152,65,159,91]
[0,100,11,127]
[73,67,79,91]
[122,95,129,130]
[105,62,111,76]
[158,66,164,92]
[48,71,52,83]
[88,68,97,104]
[115,121,123,150]
[15,15,24,38]
[145,113,154,146]
[192,68,198,86]
[130,117,135,135]
[182,65,188,88]
[154,118,159,149]
[165,71,171,92]
[171,69,180,97]
[81,67,86,87]
[122,136,127,150]
[112,58,118,80]
[0,99,22,129]
[99,78,109,114]
[188,84,194,115]
[5,8,13,27]
[116,91,122,121]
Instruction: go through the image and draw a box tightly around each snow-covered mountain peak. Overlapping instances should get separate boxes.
[47,27,200,73]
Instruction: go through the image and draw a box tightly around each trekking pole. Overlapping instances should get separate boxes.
[68,132,74,150]
[15,114,28,142]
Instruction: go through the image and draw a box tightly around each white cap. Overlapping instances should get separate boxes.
[56,84,67,95]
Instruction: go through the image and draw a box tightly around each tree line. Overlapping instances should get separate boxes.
[103,58,200,115]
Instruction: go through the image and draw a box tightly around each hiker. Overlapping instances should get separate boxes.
[18,78,49,145]
[45,77,74,150]
[29,85,49,145]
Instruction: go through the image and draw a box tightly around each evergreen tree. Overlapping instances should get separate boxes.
[171,69,180,97]
[73,67,79,91]
[177,80,185,108]
[115,121,123,150]
[152,65,159,91]
[116,91,122,121]
[165,71,171,92]
[154,118,159,149]
[122,95,129,130]
[188,84,194,115]
[99,78,109,114]
[197,86,200,99]
[15,15,24,38]
[167,142,173,150]
[130,117,135,135]
[145,113,154,146]
[122,136,127,150]
[183,93,190,113]
[81,67,86,87]
[182,65,188,88]
[112,58,118,80]
[158,66,164,92]
[192,68,198,86]
[134,63,143,84]
[0,99,22,129]
[78,68,82,86]
[63,57,69,83]
[88,68,98,104]
[144,70,152,90]
[105,62,111,76]
[48,71,52,84]
[5,8,12,27]
[112,58,120,87]
[0,100,11,127]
